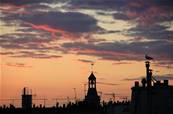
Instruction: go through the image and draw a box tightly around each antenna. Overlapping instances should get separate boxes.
[84,84,87,96]
[104,93,116,102]
[73,88,77,102]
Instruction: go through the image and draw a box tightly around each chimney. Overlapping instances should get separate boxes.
[135,81,139,87]
[164,80,168,86]
[156,81,161,86]
[23,87,26,95]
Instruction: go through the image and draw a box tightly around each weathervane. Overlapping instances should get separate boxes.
[91,62,94,72]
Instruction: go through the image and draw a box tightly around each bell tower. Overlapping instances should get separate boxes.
[88,72,96,89]
[85,63,100,106]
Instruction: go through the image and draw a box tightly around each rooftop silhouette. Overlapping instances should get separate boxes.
[0,58,173,114]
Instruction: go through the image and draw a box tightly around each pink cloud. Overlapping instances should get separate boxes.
[0,4,29,14]
[124,0,173,26]
[25,22,78,40]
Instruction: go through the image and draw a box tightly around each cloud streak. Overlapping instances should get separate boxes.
[78,59,93,63]
[0,0,173,65]
[62,41,173,61]
[123,74,173,81]
[6,62,32,68]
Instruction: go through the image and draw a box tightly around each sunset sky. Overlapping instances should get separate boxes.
[0,0,173,107]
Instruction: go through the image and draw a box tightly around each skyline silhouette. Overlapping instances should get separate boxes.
[0,59,173,114]
[1,0,173,105]
[1,59,173,107]
[0,0,173,113]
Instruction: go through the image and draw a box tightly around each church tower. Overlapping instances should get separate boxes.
[85,71,100,106]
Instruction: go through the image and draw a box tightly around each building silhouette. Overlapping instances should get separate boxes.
[1,58,173,114]
[131,61,173,114]
[22,87,32,109]
[85,72,100,106]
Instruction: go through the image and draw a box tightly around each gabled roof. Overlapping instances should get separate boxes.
[88,72,96,80]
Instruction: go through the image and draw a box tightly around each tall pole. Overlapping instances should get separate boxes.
[146,61,151,87]
[84,84,87,96]
[145,61,152,114]
[73,88,77,102]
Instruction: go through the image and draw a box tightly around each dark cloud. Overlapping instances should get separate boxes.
[153,61,173,69]
[87,38,106,43]
[69,0,126,10]
[113,13,132,20]
[125,0,173,21]
[0,0,56,5]
[153,0,173,7]
[2,11,101,34]
[62,40,173,61]
[0,33,54,50]
[0,33,64,59]
[97,81,118,86]
[78,59,93,63]
[69,0,173,43]
[1,30,173,62]
[69,0,173,14]
[28,12,99,33]
[10,51,62,59]
[123,74,173,81]
[112,61,131,65]
[123,77,142,81]
[155,75,173,81]
[97,30,121,35]
[0,0,173,63]
[0,52,14,55]
[73,0,172,9]
[128,24,173,41]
